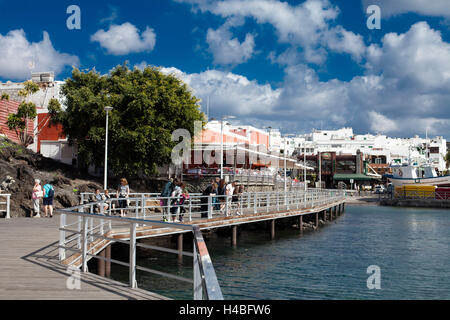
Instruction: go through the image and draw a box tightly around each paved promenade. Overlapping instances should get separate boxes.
[0,218,168,300]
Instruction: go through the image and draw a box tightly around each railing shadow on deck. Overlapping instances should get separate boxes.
[20,239,166,300]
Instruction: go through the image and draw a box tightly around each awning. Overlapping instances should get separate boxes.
[333,173,380,181]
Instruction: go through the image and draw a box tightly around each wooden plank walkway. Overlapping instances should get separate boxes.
[0,218,169,300]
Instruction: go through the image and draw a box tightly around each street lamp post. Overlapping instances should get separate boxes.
[284,137,287,194]
[319,151,322,189]
[104,106,113,190]
[220,116,235,180]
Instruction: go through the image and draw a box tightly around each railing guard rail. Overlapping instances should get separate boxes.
[0,194,11,219]
[54,208,224,300]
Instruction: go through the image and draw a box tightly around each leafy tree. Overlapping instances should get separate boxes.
[6,81,39,147]
[59,64,205,177]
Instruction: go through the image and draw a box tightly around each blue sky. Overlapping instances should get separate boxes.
[1,0,450,139]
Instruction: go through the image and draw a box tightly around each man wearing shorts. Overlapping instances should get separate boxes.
[43,183,55,218]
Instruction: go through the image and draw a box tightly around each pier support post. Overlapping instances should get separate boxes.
[315,213,319,228]
[323,210,327,222]
[98,249,105,277]
[105,245,111,278]
[177,234,184,261]
[231,226,237,247]
[329,208,333,220]
[299,216,303,235]
[270,220,275,240]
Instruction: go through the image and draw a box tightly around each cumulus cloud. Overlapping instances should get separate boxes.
[206,17,256,66]
[158,21,450,138]
[0,29,79,81]
[177,0,366,64]
[362,0,450,18]
[161,66,281,116]
[91,23,156,55]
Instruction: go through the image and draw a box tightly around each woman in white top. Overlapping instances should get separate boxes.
[32,179,43,218]
[116,178,130,217]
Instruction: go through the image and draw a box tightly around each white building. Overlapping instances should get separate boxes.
[277,128,448,172]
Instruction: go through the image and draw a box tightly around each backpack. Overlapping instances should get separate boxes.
[45,185,54,198]
[161,181,173,197]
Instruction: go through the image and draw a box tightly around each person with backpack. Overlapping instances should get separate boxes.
[160,178,174,222]
[42,182,55,218]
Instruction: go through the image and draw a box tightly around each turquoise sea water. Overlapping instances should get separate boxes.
[110,205,450,300]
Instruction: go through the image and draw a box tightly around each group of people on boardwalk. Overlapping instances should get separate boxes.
[201,178,244,218]
[92,178,130,217]
[39,175,241,222]
[31,179,55,218]
[160,178,189,223]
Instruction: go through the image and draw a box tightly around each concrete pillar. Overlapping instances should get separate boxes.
[98,249,105,277]
[299,215,303,235]
[270,220,275,240]
[105,245,111,278]
[231,226,237,247]
[315,213,319,228]
[177,234,184,261]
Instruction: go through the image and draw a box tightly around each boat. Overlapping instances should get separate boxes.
[385,162,450,187]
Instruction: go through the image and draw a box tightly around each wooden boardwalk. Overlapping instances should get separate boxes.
[0,197,345,300]
[63,199,345,268]
[0,218,168,300]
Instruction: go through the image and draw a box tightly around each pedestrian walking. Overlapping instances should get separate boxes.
[225,181,236,216]
[217,179,226,213]
[42,182,55,218]
[232,181,243,216]
[178,183,190,223]
[201,182,217,218]
[116,178,130,217]
[32,179,43,218]
[170,180,182,222]
[160,178,175,221]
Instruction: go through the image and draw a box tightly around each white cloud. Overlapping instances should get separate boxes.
[0,29,79,80]
[366,22,450,93]
[206,18,256,66]
[178,0,366,64]
[362,0,450,18]
[91,23,156,55]
[368,111,398,133]
[161,67,281,116]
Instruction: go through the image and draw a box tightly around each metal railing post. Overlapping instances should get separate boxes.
[254,193,257,214]
[141,194,145,219]
[208,196,213,219]
[189,198,192,222]
[59,213,66,260]
[6,195,10,219]
[193,238,202,300]
[129,223,137,288]
[82,216,88,273]
[225,195,229,217]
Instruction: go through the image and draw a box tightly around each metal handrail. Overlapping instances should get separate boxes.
[54,208,224,300]
[0,194,11,219]
[55,188,346,300]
